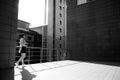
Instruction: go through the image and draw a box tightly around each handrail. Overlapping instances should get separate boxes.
[15,46,70,64]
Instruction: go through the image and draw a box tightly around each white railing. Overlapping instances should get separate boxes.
[16,47,70,64]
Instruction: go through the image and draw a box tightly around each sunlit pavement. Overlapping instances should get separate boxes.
[14,60,120,80]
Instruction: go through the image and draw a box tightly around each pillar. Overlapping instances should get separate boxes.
[0,0,19,80]
[47,0,55,61]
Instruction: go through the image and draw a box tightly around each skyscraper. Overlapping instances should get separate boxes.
[47,0,67,61]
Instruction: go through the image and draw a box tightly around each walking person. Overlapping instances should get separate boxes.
[15,34,28,67]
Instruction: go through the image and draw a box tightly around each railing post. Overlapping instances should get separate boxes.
[28,47,30,64]
[47,48,48,62]
[16,47,67,64]
[40,48,41,63]
[40,48,43,63]
[68,49,70,59]
[49,49,52,62]
[57,49,59,61]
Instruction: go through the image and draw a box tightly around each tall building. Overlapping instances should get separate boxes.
[54,0,67,51]
[48,0,67,61]
[67,0,120,61]
[47,0,120,62]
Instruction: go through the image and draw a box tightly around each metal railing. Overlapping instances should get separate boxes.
[15,46,70,64]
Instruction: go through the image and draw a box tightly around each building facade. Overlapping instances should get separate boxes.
[48,0,67,61]
[67,0,120,61]
[17,20,30,29]
[54,0,67,52]
[31,25,48,62]
[17,20,34,47]
[17,20,42,47]
[31,25,47,48]
[47,0,67,61]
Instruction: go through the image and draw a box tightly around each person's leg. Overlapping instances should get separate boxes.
[21,53,26,66]
[15,56,23,67]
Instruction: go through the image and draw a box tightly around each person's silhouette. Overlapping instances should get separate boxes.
[18,67,36,80]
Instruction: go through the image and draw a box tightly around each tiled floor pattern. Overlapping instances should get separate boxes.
[14,60,120,80]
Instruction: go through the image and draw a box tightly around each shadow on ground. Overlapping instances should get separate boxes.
[17,67,36,80]
[85,61,120,67]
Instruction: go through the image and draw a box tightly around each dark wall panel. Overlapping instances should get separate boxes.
[0,0,19,68]
[67,0,120,61]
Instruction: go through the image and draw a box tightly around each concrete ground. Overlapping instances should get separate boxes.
[14,60,120,80]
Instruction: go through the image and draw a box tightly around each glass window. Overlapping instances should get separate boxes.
[77,0,87,5]
[28,36,32,40]
[59,6,62,10]
[77,0,96,5]
[60,20,62,25]
[60,36,62,40]
[60,0,62,3]
[87,0,96,2]
[60,28,62,32]
[59,44,62,48]
[59,13,62,17]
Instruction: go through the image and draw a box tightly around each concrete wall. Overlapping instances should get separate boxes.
[67,0,120,61]
[55,0,67,51]
[0,0,18,68]
[0,0,19,80]
[47,0,54,61]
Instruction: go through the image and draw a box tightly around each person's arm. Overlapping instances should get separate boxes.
[25,41,28,45]
[20,38,28,46]
[18,45,22,53]
[19,38,23,53]
[19,38,23,45]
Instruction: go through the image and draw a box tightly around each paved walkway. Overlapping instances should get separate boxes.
[14,60,120,80]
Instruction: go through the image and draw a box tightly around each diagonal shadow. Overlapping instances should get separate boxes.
[17,67,36,80]
[84,61,120,67]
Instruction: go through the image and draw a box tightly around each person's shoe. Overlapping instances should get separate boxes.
[15,63,19,67]
[22,64,25,67]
